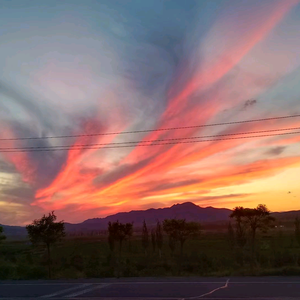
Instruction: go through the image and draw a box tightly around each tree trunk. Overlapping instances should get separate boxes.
[294,252,299,266]
[119,239,123,257]
[46,243,51,279]
[128,239,132,253]
[179,240,185,276]
[180,240,184,257]
[252,229,256,255]
[251,228,256,267]
[158,248,162,259]
[115,257,120,278]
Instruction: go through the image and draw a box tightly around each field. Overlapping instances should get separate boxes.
[1,227,300,280]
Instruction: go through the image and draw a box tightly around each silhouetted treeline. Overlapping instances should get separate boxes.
[4,204,300,280]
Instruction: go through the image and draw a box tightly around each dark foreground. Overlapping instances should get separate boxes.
[1,277,300,300]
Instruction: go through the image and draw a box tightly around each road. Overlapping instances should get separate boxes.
[1,277,300,299]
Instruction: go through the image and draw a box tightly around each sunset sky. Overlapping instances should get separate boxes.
[1,0,300,226]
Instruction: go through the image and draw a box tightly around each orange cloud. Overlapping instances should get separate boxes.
[97,0,298,197]
[0,123,36,183]
[26,0,300,219]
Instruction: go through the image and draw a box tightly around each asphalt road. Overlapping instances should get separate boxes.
[1,277,300,300]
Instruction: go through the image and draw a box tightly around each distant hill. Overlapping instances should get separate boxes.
[268,211,300,229]
[65,202,232,233]
[0,224,27,239]
[2,202,300,237]
[272,210,300,220]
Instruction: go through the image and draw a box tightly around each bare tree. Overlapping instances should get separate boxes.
[26,212,65,278]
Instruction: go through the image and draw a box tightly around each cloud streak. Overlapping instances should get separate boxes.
[0,0,300,224]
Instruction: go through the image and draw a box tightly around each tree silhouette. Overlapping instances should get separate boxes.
[142,220,149,255]
[294,217,300,247]
[231,204,274,256]
[108,221,133,257]
[163,219,201,256]
[243,204,274,256]
[0,226,6,244]
[230,206,247,248]
[108,221,118,253]
[168,235,176,255]
[227,221,235,250]
[151,228,156,253]
[26,211,65,278]
[108,232,115,252]
[156,221,163,258]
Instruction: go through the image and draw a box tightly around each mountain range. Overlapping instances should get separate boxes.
[1,202,299,237]
[64,202,232,233]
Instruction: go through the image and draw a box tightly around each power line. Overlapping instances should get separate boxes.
[0,113,300,141]
[1,131,299,152]
[0,126,299,151]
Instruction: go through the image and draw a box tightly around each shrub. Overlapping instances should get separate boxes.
[85,253,101,277]
[70,254,84,271]
[55,266,84,279]
[0,260,14,279]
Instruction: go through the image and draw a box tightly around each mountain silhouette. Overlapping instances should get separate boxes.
[2,202,299,237]
[64,202,232,233]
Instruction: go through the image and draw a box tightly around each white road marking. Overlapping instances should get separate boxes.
[180,278,230,300]
[40,284,93,298]
[64,283,110,298]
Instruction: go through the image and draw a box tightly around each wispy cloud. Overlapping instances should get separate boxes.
[0,0,300,224]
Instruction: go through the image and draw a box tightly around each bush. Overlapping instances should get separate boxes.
[198,253,214,274]
[14,263,47,279]
[85,253,102,277]
[123,260,138,277]
[271,250,295,268]
[54,266,84,279]
[25,253,33,264]
[70,254,84,271]
[3,231,300,279]
[0,260,14,279]
[5,253,17,263]
[260,266,300,276]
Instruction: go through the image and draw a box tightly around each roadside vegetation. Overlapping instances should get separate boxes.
[1,204,300,279]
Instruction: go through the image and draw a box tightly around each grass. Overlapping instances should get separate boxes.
[0,230,300,279]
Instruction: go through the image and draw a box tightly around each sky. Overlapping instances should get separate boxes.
[1,0,300,226]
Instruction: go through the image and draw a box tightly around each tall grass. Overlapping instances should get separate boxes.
[0,230,299,279]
